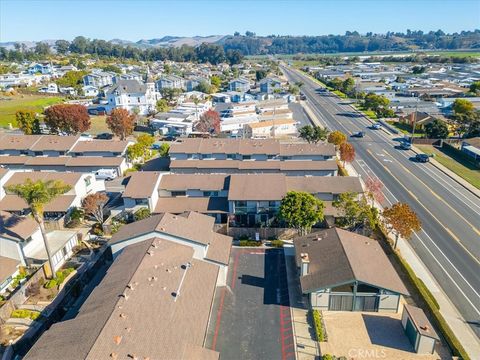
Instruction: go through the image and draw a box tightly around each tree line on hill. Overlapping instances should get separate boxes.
[1,30,479,63]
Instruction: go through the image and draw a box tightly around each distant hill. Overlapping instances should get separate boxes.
[1,31,479,55]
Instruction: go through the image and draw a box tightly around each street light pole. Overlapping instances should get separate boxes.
[410,98,419,144]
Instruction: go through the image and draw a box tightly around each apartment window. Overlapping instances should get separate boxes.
[267,155,276,160]
[204,191,219,197]
[171,191,186,197]
[243,155,251,160]
[34,151,43,156]
[201,154,212,159]
[135,198,149,205]
[227,154,236,160]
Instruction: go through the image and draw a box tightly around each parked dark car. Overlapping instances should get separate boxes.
[415,154,430,163]
[351,131,365,138]
[95,132,113,140]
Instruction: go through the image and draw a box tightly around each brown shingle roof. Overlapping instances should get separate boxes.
[5,171,82,188]
[295,228,409,295]
[30,135,80,152]
[66,156,125,167]
[280,142,336,156]
[228,174,287,200]
[0,194,76,213]
[403,304,439,340]
[0,135,42,150]
[0,211,38,242]
[170,160,338,172]
[206,232,232,265]
[228,174,363,200]
[110,212,218,247]
[0,255,20,285]
[159,174,230,191]
[25,238,221,360]
[123,171,161,199]
[70,139,131,153]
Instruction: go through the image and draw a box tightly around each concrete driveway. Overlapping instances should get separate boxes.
[206,247,294,360]
[320,310,450,360]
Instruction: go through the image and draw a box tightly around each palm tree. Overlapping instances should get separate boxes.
[6,179,72,279]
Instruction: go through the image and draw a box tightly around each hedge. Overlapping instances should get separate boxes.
[11,309,40,321]
[377,227,469,360]
[239,240,262,247]
[312,309,325,342]
[270,240,284,248]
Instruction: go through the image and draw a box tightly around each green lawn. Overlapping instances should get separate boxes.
[0,94,64,127]
[353,104,378,120]
[386,121,424,137]
[89,115,109,135]
[416,144,480,190]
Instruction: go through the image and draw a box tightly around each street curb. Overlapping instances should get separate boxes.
[411,144,480,199]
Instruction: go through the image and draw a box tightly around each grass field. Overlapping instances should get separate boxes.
[416,144,480,190]
[0,94,64,127]
[89,115,109,135]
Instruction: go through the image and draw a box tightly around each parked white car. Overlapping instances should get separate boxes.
[95,169,117,181]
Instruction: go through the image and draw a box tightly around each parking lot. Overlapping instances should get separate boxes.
[206,248,294,360]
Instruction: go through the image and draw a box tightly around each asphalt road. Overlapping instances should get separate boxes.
[282,66,480,338]
[205,248,294,360]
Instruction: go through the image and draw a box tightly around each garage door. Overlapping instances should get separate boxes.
[405,317,417,348]
[329,295,354,311]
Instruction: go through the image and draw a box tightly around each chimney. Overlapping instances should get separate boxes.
[300,253,310,276]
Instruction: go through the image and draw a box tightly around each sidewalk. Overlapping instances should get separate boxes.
[284,244,320,360]
[345,161,480,359]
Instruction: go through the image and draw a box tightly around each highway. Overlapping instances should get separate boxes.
[282,66,480,338]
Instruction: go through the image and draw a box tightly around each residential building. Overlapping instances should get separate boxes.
[398,111,442,130]
[28,63,54,75]
[122,171,162,212]
[83,70,116,88]
[244,118,298,139]
[295,228,409,312]
[228,77,252,92]
[25,211,232,360]
[461,137,480,163]
[0,211,78,272]
[105,78,160,115]
[155,74,186,91]
[0,170,105,220]
[82,85,99,97]
[259,78,282,94]
[69,139,132,157]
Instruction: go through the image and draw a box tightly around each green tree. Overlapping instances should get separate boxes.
[158,143,170,157]
[210,75,222,88]
[56,70,88,89]
[16,109,40,135]
[470,81,480,94]
[55,40,70,54]
[363,93,391,117]
[425,119,449,139]
[156,99,171,113]
[327,130,347,147]
[452,99,475,115]
[333,192,378,233]
[101,64,122,74]
[299,125,328,144]
[195,80,215,94]
[256,69,268,81]
[6,179,72,278]
[288,84,300,95]
[160,88,182,103]
[126,143,145,163]
[279,191,324,235]
[137,134,155,148]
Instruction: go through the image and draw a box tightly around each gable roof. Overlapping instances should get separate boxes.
[25,238,220,360]
[123,171,161,199]
[106,79,147,95]
[70,140,131,153]
[110,212,217,247]
[0,211,38,242]
[295,228,409,295]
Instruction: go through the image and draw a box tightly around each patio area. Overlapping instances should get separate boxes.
[320,308,450,360]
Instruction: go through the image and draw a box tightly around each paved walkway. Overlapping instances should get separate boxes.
[284,244,320,360]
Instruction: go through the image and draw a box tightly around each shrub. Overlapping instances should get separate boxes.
[270,240,284,248]
[11,309,40,321]
[239,240,262,247]
[134,208,151,221]
[312,309,325,342]
[322,355,334,360]
[239,234,250,240]
[91,223,104,236]
[44,279,57,289]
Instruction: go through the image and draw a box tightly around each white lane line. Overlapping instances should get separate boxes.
[414,229,480,314]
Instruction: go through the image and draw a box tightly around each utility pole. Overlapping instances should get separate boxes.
[410,98,419,144]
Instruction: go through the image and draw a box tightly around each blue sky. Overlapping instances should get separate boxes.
[1,0,479,42]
